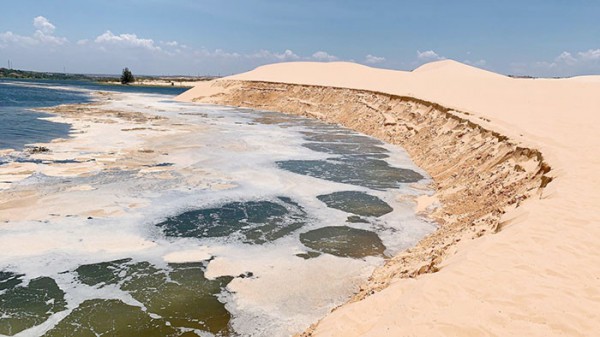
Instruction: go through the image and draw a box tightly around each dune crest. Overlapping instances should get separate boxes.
[412,59,506,79]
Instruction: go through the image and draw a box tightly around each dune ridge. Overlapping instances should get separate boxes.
[177,60,600,336]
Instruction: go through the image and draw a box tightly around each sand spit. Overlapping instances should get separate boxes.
[177,61,600,336]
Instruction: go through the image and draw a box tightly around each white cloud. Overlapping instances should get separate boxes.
[365,54,385,64]
[193,48,241,58]
[33,16,56,34]
[537,49,600,69]
[0,31,36,45]
[577,49,600,61]
[33,30,67,45]
[556,51,577,65]
[0,17,349,74]
[417,50,444,61]
[464,59,487,67]
[94,31,160,51]
[248,49,300,61]
[525,48,600,77]
[0,16,66,47]
[212,49,241,58]
[275,49,300,61]
[311,51,338,61]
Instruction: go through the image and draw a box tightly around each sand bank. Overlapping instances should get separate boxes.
[177,60,600,336]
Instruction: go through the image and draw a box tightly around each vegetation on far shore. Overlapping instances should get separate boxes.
[121,67,135,85]
[0,67,218,86]
[0,67,94,81]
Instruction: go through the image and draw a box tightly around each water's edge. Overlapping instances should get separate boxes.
[0,84,436,336]
[178,79,553,336]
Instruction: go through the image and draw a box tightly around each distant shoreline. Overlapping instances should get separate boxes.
[0,67,216,87]
[96,79,209,88]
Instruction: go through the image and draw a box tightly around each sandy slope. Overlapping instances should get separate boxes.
[178,60,600,336]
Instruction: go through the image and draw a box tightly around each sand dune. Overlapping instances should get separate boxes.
[178,60,600,336]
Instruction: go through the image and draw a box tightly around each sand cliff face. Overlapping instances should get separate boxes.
[180,79,551,302]
[177,61,600,337]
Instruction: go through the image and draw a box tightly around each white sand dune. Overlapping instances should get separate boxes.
[178,60,600,336]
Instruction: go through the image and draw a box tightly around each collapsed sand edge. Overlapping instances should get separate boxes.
[178,79,552,335]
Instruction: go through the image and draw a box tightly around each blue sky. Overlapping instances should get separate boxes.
[1,0,599,76]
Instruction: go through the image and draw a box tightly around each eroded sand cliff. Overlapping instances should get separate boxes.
[177,60,600,336]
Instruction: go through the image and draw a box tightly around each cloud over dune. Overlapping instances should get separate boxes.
[417,50,445,61]
[0,16,354,74]
[3,16,598,77]
[365,54,385,64]
[529,48,600,76]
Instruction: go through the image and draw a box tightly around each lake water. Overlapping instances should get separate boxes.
[0,79,187,150]
[0,80,435,336]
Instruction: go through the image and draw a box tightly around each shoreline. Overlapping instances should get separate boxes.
[0,87,436,336]
[176,60,600,336]
[177,79,551,334]
[97,79,211,88]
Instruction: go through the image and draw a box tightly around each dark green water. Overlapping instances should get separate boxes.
[157,197,306,245]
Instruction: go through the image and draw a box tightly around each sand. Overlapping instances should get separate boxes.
[177,60,600,336]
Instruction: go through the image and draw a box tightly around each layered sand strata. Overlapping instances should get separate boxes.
[179,79,551,286]
[177,60,600,336]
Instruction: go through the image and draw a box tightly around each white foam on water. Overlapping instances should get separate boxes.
[0,89,436,336]
[162,248,213,263]
[205,240,378,337]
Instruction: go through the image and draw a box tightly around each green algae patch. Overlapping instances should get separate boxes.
[72,259,233,335]
[300,226,386,258]
[317,191,393,217]
[157,197,306,244]
[0,272,67,336]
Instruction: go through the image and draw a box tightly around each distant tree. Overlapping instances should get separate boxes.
[120,67,135,84]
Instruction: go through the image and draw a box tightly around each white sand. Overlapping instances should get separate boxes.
[179,60,600,336]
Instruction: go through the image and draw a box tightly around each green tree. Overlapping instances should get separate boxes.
[120,67,135,85]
